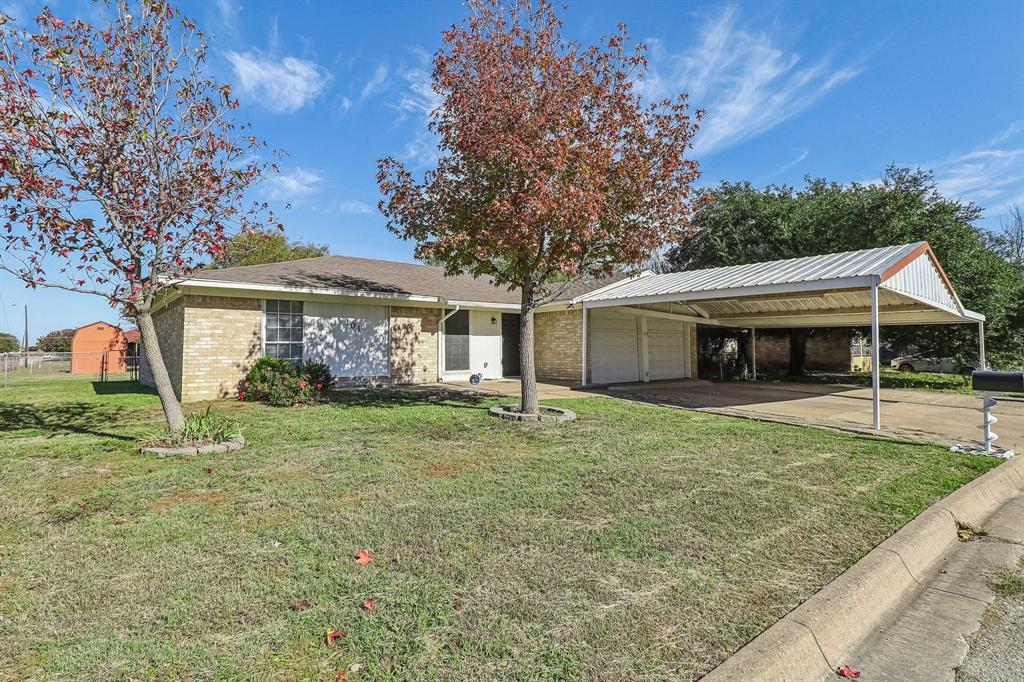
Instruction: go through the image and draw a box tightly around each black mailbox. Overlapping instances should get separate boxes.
[972,371,1024,393]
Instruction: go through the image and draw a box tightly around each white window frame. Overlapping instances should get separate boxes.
[262,298,305,364]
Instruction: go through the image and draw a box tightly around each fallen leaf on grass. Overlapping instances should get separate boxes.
[836,665,861,679]
[335,671,347,682]
[78,503,89,511]
[361,598,377,612]
[289,602,308,612]
[205,467,214,475]
[326,629,346,645]
[354,549,373,566]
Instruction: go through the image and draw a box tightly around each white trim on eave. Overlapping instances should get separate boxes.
[578,275,879,309]
[163,278,529,312]
[175,278,442,304]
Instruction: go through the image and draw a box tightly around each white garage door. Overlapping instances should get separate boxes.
[303,301,390,377]
[590,309,640,384]
[647,317,689,380]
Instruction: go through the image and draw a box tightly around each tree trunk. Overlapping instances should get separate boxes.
[788,328,809,376]
[137,309,186,432]
[519,282,539,415]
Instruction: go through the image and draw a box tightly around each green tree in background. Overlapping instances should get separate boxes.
[666,167,1024,370]
[36,328,76,353]
[211,231,329,269]
[0,332,19,353]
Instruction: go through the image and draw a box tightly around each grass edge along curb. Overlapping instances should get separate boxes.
[700,455,1024,681]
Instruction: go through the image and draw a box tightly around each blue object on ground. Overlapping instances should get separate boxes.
[469,373,482,385]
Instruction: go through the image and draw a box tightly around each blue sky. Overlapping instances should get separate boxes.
[1,0,1022,342]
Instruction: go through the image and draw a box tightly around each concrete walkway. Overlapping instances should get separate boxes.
[608,381,1023,452]
[839,494,1024,681]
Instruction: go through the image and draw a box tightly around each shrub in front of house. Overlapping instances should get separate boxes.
[240,357,332,406]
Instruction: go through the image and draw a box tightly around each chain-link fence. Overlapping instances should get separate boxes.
[1,352,139,387]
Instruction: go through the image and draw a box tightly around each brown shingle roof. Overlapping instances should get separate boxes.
[190,255,627,305]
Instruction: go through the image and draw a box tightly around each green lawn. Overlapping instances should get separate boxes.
[781,369,973,393]
[0,377,998,680]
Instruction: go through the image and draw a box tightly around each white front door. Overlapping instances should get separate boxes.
[589,309,640,384]
[303,301,390,377]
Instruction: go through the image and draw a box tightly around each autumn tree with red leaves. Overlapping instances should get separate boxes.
[378,0,704,415]
[0,1,276,431]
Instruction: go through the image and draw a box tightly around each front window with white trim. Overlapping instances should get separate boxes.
[264,300,304,365]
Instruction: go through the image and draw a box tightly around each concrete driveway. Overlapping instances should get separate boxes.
[606,380,1023,453]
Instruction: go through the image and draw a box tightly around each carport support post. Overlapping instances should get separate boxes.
[979,321,986,370]
[871,283,881,431]
[751,328,757,381]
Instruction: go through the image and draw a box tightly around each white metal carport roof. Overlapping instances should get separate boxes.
[572,242,985,431]
[574,242,982,327]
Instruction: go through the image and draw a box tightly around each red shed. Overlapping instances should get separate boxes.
[71,321,129,375]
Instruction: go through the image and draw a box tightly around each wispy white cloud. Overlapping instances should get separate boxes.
[267,167,323,201]
[336,199,374,214]
[773,148,809,176]
[640,6,864,156]
[361,64,389,101]
[930,122,1024,210]
[860,122,1024,219]
[403,132,440,168]
[390,51,443,167]
[215,0,239,26]
[338,96,353,114]
[226,50,330,114]
[396,66,442,117]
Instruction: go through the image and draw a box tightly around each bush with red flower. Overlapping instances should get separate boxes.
[240,357,332,406]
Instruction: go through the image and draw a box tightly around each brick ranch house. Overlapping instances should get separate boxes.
[139,254,694,401]
[140,243,983,406]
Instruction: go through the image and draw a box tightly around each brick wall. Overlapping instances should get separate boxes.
[755,330,851,372]
[180,295,263,400]
[390,306,440,384]
[535,308,582,382]
[139,296,185,395]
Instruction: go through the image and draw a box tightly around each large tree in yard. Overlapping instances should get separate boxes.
[0,1,276,430]
[378,0,703,414]
[212,230,328,269]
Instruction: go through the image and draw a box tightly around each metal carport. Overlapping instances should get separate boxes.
[573,242,985,431]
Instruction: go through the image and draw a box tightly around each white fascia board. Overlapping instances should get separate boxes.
[720,309,975,328]
[177,278,442,304]
[176,278,520,311]
[579,275,878,309]
[444,300,521,311]
[962,309,986,322]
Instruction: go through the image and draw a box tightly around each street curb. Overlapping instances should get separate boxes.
[701,455,1024,681]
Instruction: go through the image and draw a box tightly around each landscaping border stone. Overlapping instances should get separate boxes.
[488,405,576,422]
[141,436,245,458]
[700,454,1024,681]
